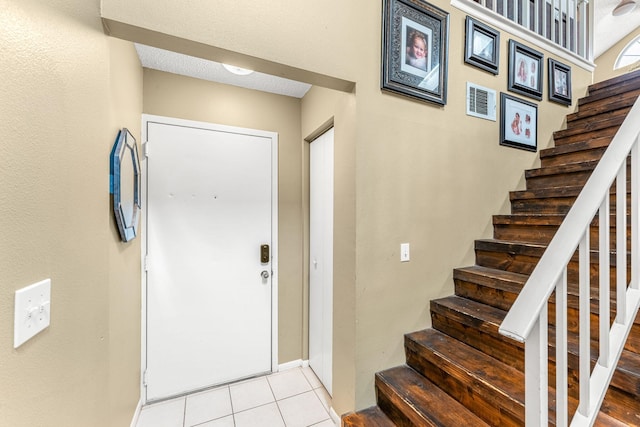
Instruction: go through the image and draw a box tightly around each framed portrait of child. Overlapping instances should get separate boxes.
[381,0,449,105]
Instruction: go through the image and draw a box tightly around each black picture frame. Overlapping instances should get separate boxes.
[381,0,449,105]
[500,92,538,152]
[548,58,572,106]
[464,16,500,75]
[508,40,543,100]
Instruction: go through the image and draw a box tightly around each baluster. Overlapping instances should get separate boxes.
[555,269,568,427]
[633,141,640,290]
[578,232,590,416]
[599,197,611,368]
[617,164,627,323]
[526,306,548,426]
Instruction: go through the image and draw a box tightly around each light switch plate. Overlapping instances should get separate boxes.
[14,279,51,348]
[400,243,410,262]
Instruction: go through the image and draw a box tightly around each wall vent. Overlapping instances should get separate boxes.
[466,82,496,121]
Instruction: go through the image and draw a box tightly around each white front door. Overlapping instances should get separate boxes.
[143,116,278,402]
[309,128,334,395]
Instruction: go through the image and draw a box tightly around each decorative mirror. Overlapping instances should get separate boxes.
[110,128,141,242]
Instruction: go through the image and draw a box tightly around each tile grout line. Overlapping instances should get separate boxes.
[265,372,288,426]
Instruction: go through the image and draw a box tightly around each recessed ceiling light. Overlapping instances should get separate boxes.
[222,64,254,76]
[612,0,637,16]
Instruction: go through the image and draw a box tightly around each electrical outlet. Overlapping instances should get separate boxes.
[14,279,51,348]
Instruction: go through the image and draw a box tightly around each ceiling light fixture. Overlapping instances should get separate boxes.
[612,0,637,16]
[222,63,254,76]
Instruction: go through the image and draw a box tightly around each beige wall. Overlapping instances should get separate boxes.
[142,70,304,363]
[301,86,358,412]
[0,0,142,426]
[101,0,594,414]
[0,1,604,425]
[595,27,640,83]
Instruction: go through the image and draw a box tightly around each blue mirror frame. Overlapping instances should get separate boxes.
[110,128,141,242]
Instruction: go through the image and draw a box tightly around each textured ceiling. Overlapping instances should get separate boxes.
[135,44,312,99]
[136,4,639,96]
[594,0,640,58]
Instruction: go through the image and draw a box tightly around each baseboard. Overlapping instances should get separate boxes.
[130,399,142,427]
[278,359,304,371]
[330,407,340,425]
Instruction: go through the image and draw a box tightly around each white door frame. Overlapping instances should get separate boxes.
[139,114,279,403]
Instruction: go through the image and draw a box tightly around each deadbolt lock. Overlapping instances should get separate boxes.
[260,244,270,264]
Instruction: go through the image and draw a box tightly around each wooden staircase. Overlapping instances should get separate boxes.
[342,70,640,426]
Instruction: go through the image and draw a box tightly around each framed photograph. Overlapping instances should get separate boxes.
[548,58,572,106]
[508,40,543,100]
[500,93,538,152]
[464,16,500,74]
[381,0,449,105]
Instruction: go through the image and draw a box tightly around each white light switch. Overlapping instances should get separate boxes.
[400,243,410,262]
[14,279,51,348]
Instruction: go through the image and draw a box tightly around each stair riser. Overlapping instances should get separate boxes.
[553,126,619,147]
[541,146,608,168]
[582,79,640,107]
[525,170,593,190]
[375,375,434,426]
[404,342,524,427]
[525,162,629,190]
[569,92,639,122]
[510,193,630,215]
[474,245,626,281]
[453,278,640,354]
[559,111,631,133]
[493,223,630,248]
[430,302,640,399]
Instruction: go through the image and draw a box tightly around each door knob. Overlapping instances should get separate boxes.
[261,270,270,279]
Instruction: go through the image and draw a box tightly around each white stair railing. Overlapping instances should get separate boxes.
[499,95,640,426]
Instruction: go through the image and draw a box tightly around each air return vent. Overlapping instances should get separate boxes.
[466,82,496,121]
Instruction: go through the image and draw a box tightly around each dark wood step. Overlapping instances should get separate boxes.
[453,265,640,354]
[587,69,640,95]
[342,406,395,427]
[492,214,630,248]
[429,296,640,403]
[553,125,619,147]
[554,118,625,141]
[563,108,630,138]
[525,160,599,190]
[405,328,526,426]
[568,90,639,123]
[404,329,633,426]
[509,185,628,215]
[540,136,612,168]
[375,365,492,426]
[582,71,640,106]
[474,239,627,284]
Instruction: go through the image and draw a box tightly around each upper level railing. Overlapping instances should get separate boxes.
[464,0,593,62]
[499,95,640,425]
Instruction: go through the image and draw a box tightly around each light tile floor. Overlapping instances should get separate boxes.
[136,366,338,427]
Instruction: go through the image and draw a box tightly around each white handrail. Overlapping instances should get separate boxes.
[499,94,640,425]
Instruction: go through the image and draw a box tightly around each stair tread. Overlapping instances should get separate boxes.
[341,406,395,427]
[553,117,625,139]
[542,135,612,156]
[568,95,637,122]
[431,296,640,389]
[376,365,492,426]
[586,69,640,93]
[525,159,600,178]
[406,328,525,406]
